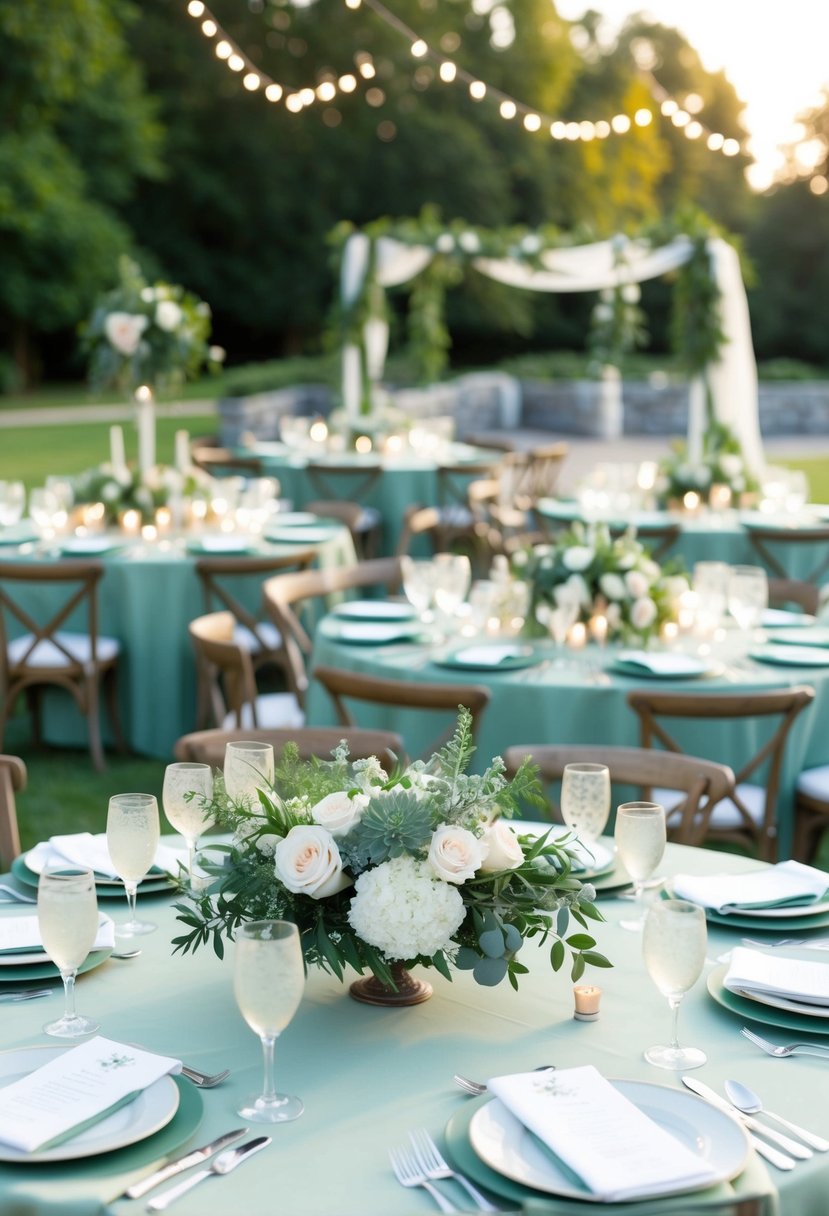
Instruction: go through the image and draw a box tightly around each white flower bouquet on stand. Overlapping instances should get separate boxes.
[173,710,609,1005]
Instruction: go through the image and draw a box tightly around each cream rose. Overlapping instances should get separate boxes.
[599,572,627,601]
[274,824,349,898]
[155,300,183,332]
[428,824,487,884]
[562,545,594,573]
[480,820,524,873]
[625,569,650,599]
[310,790,368,838]
[631,596,658,631]
[104,312,148,355]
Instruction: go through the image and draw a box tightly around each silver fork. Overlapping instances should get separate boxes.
[454,1064,555,1096]
[180,1065,231,1088]
[741,1026,829,1060]
[409,1129,498,1212]
[389,1145,459,1213]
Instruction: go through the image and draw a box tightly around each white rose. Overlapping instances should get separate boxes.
[562,545,594,573]
[209,345,226,363]
[599,572,627,601]
[428,824,487,885]
[310,790,368,838]
[520,234,541,254]
[435,233,455,253]
[274,824,349,899]
[631,596,658,631]
[459,231,481,253]
[606,601,622,628]
[664,574,690,600]
[621,283,641,303]
[719,454,743,478]
[155,300,183,332]
[104,312,149,355]
[480,820,524,873]
[641,559,661,580]
[625,569,650,599]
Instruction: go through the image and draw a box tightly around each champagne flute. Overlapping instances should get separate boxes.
[400,556,436,623]
[727,565,768,641]
[38,867,100,1038]
[162,763,215,891]
[106,793,160,937]
[224,741,275,806]
[234,920,305,1123]
[431,553,472,621]
[560,763,611,854]
[643,899,708,1070]
[615,801,666,931]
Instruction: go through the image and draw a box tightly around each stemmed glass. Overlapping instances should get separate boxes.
[224,741,275,805]
[431,553,471,624]
[37,866,100,1038]
[0,480,25,527]
[692,561,729,636]
[162,763,215,891]
[233,920,305,1123]
[643,899,708,1070]
[614,802,666,931]
[400,556,436,623]
[560,763,611,852]
[727,565,768,641]
[106,793,160,937]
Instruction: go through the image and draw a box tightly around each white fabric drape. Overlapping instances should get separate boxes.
[340,231,763,472]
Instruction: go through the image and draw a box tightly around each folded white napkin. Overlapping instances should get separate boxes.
[452,645,529,666]
[487,1065,717,1202]
[0,1036,181,1153]
[26,834,187,881]
[197,535,248,552]
[617,650,705,676]
[0,914,114,956]
[673,860,829,912]
[724,946,829,1007]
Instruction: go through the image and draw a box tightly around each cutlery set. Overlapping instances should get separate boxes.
[389,1130,497,1213]
[119,1126,269,1211]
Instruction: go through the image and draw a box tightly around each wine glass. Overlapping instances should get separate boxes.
[0,480,25,527]
[692,561,729,635]
[224,741,275,806]
[37,866,100,1038]
[560,763,611,849]
[28,487,62,540]
[233,920,305,1123]
[106,793,160,937]
[727,565,768,639]
[643,899,708,1070]
[400,556,436,622]
[162,763,215,891]
[431,553,471,623]
[614,801,666,931]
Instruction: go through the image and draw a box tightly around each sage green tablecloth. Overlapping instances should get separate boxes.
[0,528,354,759]
[7,842,829,1214]
[307,627,829,859]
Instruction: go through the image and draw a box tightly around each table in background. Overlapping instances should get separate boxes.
[0,528,354,759]
[247,444,495,554]
[5,842,827,1214]
[307,625,829,858]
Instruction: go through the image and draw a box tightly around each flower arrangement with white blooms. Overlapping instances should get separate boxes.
[173,710,610,991]
[82,256,225,395]
[70,461,212,524]
[515,523,689,644]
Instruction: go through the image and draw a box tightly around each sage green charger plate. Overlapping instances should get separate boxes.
[11,855,173,899]
[708,963,829,1036]
[0,948,112,984]
[432,644,540,672]
[704,904,829,931]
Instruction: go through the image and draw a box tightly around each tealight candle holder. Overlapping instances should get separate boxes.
[573,984,602,1021]
[568,621,587,650]
[119,508,141,537]
[682,490,702,515]
[709,483,733,512]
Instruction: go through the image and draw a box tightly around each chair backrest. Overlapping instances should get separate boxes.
[262,557,403,704]
[174,725,405,770]
[0,753,25,868]
[503,744,735,845]
[311,664,491,762]
[626,685,815,857]
[746,523,829,582]
[306,461,382,503]
[395,505,443,557]
[768,577,820,616]
[304,499,381,560]
[195,550,317,658]
[188,610,259,728]
[436,461,497,509]
[191,436,266,479]
[525,442,568,501]
[0,559,105,674]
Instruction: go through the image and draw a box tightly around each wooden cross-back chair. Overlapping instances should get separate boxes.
[304,499,381,561]
[190,436,266,479]
[627,685,815,860]
[503,744,735,846]
[311,664,491,764]
[0,559,123,771]
[767,576,820,616]
[261,557,403,708]
[0,753,25,869]
[746,522,829,584]
[174,725,405,771]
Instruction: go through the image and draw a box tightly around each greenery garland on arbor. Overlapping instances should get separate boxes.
[330,208,731,395]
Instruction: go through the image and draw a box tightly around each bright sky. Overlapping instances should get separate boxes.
[554,0,829,190]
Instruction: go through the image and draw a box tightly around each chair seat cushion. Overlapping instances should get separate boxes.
[232,621,282,654]
[653,782,766,829]
[8,632,120,668]
[222,693,304,731]
[796,764,829,804]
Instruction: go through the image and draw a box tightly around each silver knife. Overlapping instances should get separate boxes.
[681,1077,797,1171]
[681,1075,811,1159]
[123,1127,248,1199]
[146,1136,271,1211]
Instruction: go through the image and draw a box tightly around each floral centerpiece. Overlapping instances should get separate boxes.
[657,421,759,509]
[515,524,689,644]
[71,461,212,524]
[82,256,224,395]
[173,710,609,1001]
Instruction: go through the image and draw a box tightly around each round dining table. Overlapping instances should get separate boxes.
[307,618,829,860]
[2,839,824,1214]
[0,523,355,759]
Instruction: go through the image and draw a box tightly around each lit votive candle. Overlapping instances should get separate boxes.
[709,483,733,512]
[589,613,608,646]
[141,524,157,543]
[355,434,372,455]
[155,506,172,534]
[568,621,587,649]
[120,508,141,536]
[573,984,602,1022]
[661,620,679,642]
[82,502,106,531]
[682,490,701,514]
[309,419,328,445]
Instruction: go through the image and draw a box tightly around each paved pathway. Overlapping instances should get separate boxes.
[0,400,216,428]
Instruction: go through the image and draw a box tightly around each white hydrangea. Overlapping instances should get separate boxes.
[347,856,465,960]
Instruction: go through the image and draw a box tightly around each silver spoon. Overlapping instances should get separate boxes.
[111,949,142,959]
[724,1079,829,1152]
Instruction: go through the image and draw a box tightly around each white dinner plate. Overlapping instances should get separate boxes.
[332,600,417,622]
[268,512,318,526]
[433,644,539,672]
[749,643,829,668]
[609,651,720,679]
[20,848,172,890]
[320,618,422,645]
[265,525,339,544]
[0,1046,180,1163]
[766,627,829,647]
[59,537,121,555]
[469,1082,748,1202]
[188,536,251,554]
[731,984,829,1019]
[762,608,816,628]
